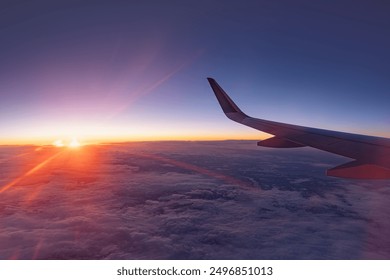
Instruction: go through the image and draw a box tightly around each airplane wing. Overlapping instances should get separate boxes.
[207,77,390,179]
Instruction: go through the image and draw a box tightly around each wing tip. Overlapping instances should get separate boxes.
[207,77,244,115]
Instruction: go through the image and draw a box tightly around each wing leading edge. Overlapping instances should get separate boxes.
[207,77,390,179]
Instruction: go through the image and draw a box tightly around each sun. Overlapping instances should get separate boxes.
[68,137,81,148]
[52,137,82,148]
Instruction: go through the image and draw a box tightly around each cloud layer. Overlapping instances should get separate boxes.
[0,141,389,259]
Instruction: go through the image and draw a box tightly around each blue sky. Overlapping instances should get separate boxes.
[1,0,389,144]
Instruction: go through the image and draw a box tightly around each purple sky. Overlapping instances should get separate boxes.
[1,0,389,144]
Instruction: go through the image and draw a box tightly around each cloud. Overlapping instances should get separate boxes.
[0,141,389,259]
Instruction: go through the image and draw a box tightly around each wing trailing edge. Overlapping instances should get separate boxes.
[327,161,390,179]
[257,137,306,148]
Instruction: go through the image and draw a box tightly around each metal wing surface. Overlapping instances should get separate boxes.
[208,78,390,179]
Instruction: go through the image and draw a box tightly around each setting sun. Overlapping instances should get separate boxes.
[69,137,82,148]
[52,138,82,148]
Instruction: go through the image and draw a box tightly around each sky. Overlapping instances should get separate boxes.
[1,0,389,144]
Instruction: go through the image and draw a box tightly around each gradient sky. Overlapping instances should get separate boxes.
[1,0,389,144]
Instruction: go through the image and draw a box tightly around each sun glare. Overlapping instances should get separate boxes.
[68,137,81,148]
[52,138,82,148]
[53,139,65,147]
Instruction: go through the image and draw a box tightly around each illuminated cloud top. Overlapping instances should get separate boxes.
[1,142,389,259]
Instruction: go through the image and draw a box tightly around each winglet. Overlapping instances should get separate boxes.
[207,78,248,122]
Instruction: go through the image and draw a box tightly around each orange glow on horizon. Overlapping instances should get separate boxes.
[68,137,82,148]
[53,139,65,147]
[2,126,389,146]
[52,137,83,148]
[0,134,266,146]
